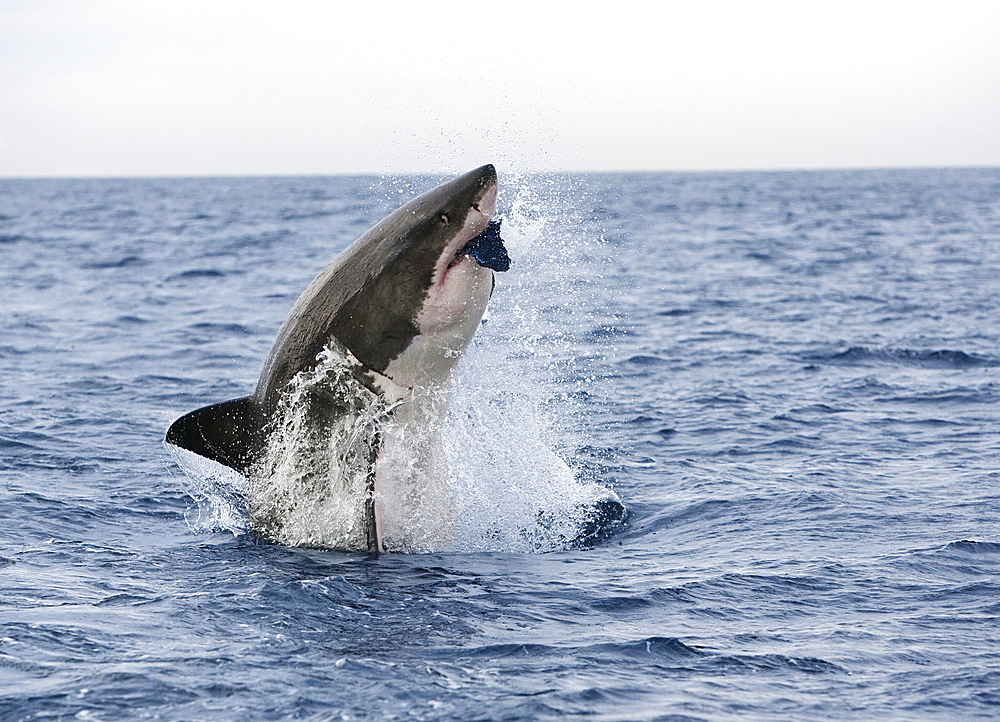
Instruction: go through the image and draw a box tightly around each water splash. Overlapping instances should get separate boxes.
[165,444,249,535]
[250,346,384,550]
[172,172,625,552]
[445,384,623,552]
[440,173,625,552]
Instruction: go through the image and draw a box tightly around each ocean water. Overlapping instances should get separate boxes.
[2,167,1000,720]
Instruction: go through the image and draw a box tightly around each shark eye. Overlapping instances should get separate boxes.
[439,214,449,224]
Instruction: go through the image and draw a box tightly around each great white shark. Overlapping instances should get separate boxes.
[166,164,511,552]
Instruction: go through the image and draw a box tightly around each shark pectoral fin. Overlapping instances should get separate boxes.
[165,396,264,475]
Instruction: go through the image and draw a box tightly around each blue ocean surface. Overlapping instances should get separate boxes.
[2,167,1000,719]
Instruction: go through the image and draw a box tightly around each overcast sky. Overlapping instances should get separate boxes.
[2,1,999,177]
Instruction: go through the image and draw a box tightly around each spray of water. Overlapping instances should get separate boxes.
[249,346,385,549]
[172,172,624,552]
[442,174,624,552]
[167,444,250,535]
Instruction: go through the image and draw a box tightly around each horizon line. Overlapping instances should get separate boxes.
[2,162,999,182]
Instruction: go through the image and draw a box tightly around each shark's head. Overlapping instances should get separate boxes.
[256,164,509,408]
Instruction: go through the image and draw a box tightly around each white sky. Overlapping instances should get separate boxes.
[2,0,999,177]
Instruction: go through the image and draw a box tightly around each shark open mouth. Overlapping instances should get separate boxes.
[461,218,510,272]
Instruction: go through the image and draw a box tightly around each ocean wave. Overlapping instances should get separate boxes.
[4,169,1000,719]
[165,269,230,281]
[807,346,1000,368]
